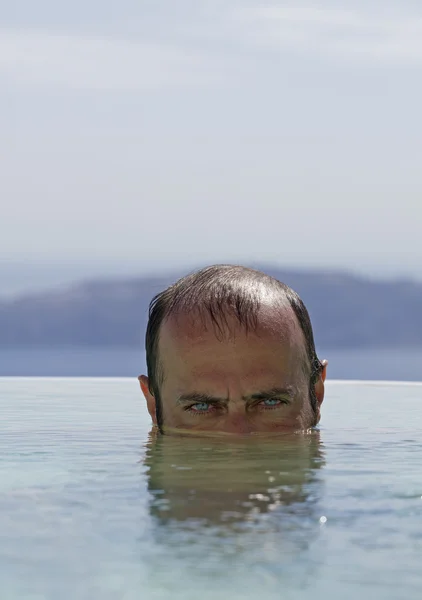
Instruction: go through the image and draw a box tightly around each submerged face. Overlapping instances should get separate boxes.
[140,305,326,435]
[145,431,325,524]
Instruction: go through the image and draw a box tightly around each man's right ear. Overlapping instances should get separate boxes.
[138,375,157,425]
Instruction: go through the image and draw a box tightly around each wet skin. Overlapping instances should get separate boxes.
[140,305,326,435]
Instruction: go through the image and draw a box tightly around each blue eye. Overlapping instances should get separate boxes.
[262,398,282,407]
[191,402,211,412]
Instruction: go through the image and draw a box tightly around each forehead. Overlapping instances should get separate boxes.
[157,305,308,383]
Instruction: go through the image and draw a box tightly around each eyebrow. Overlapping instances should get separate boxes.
[176,392,225,406]
[176,387,294,405]
[244,387,294,401]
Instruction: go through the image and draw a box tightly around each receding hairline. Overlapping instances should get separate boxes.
[153,295,310,389]
[145,264,320,393]
[159,295,298,339]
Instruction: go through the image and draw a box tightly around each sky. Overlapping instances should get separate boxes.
[1,0,422,294]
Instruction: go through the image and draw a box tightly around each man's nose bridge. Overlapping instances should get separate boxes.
[225,403,253,432]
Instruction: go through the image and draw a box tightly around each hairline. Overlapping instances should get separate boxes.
[152,302,313,398]
[145,265,322,428]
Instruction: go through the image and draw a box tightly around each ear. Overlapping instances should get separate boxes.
[320,359,327,383]
[138,375,157,425]
[313,360,328,423]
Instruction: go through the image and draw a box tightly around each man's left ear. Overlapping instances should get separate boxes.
[321,359,327,383]
[314,359,328,409]
[138,375,157,425]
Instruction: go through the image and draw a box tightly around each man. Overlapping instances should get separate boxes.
[139,265,327,435]
[144,432,325,523]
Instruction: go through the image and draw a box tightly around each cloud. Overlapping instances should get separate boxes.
[0,29,213,90]
[233,4,422,64]
[247,6,361,27]
[2,4,422,94]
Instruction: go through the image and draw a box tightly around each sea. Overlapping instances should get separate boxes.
[1,377,422,599]
[0,346,421,380]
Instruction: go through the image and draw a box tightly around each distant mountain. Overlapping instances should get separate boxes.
[1,267,421,349]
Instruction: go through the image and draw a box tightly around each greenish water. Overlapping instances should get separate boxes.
[1,378,422,599]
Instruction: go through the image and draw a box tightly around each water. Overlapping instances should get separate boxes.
[1,378,422,599]
[1,346,422,381]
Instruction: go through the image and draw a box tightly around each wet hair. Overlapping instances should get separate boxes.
[145,265,323,430]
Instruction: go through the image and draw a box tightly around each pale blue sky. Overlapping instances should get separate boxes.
[2,0,422,293]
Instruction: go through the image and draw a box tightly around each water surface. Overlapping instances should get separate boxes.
[1,347,422,380]
[1,378,422,599]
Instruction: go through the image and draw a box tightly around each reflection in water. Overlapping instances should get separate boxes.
[142,431,326,588]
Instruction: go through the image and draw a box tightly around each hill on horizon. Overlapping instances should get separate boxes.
[1,265,421,349]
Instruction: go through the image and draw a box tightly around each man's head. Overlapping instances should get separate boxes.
[144,431,325,525]
[139,265,327,435]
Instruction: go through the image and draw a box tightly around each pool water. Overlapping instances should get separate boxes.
[1,378,422,599]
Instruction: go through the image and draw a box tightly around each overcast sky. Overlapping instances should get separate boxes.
[1,0,422,293]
